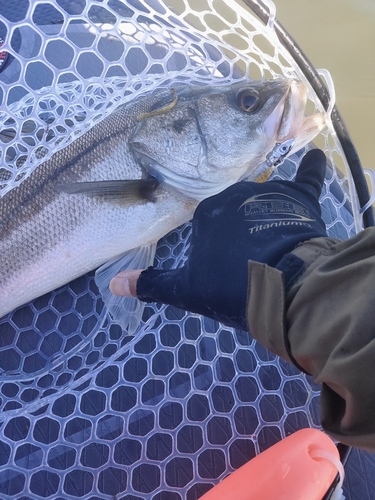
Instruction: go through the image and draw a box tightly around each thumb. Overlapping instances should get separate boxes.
[294,148,326,198]
[137,267,187,308]
[110,266,188,310]
[109,269,143,297]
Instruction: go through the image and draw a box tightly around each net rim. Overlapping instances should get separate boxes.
[242,0,374,229]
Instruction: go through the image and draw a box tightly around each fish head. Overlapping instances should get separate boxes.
[130,79,325,200]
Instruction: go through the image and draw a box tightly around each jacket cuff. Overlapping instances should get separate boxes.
[246,261,291,363]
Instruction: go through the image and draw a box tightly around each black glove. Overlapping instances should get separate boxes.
[136,149,327,330]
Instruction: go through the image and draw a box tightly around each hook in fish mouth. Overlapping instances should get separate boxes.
[265,138,296,167]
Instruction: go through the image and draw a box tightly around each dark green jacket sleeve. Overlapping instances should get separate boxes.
[247,227,375,452]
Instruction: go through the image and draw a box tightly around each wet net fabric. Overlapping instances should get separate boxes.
[0,0,360,498]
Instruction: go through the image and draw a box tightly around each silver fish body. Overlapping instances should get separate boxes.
[0,79,324,326]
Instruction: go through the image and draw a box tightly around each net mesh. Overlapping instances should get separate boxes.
[0,0,358,498]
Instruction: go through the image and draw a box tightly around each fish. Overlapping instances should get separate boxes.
[0,79,325,333]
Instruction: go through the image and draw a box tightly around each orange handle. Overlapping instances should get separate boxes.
[200,428,341,500]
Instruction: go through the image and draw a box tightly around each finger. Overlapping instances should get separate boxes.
[109,269,143,297]
[295,149,326,197]
[136,267,186,307]
[138,267,247,330]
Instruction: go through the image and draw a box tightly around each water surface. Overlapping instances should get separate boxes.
[274,0,375,170]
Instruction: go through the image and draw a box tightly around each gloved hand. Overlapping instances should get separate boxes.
[110,149,327,330]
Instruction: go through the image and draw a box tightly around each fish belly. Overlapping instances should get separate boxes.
[0,187,196,318]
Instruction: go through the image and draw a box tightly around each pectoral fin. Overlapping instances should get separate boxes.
[56,177,159,202]
[95,243,157,334]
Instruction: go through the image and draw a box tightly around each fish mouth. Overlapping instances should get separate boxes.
[263,79,325,155]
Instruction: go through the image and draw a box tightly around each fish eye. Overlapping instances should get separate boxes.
[236,89,259,112]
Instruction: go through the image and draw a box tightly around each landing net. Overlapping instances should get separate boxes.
[0,0,368,498]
